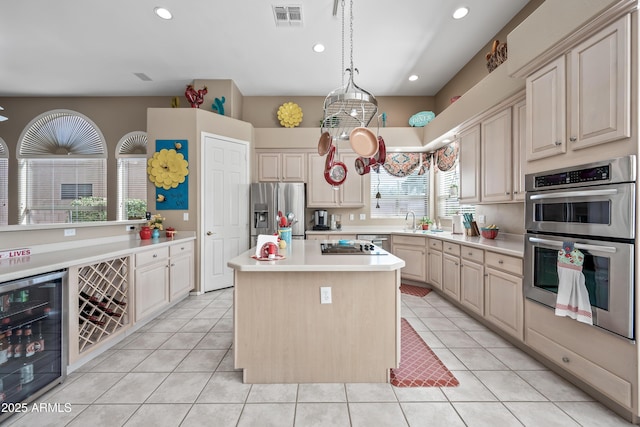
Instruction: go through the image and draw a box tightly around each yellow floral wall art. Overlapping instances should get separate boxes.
[277,102,303,128]
[147,148,189,190]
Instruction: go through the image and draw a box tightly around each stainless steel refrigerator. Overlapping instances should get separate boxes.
[250,182,306,247]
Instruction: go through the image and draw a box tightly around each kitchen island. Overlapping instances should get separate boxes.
[227,239,405,383]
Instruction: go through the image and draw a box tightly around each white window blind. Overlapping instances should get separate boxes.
[18,159,107,224]
[0,159,7,226]
[370,167,429,218]
[117,158,148,220]
[436,162,475,218]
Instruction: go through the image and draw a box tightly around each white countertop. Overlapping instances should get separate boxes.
[306,227,524,257]
[227,240,405,272]
[0,233,196,283]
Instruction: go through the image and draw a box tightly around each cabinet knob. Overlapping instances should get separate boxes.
[498,260,504,264]
[506,192,510,195]
[170,263,175,267]
[153,254,158,258]
[468,252,473,256]
[207,231,213,236]
[569,136,577,142]
[562,356,570,363]
[554,141,562,146]
[454,262,459,266]
[484,273,489,277]
[514,191,518,194]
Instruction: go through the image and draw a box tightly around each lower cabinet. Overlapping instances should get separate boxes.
[391,235,427,283]
[484,252,523,340]
[427,239,443,290]
[135,246,170,322]
[169,241,194,301]
[460,246,484,316]
[442,243,460,300]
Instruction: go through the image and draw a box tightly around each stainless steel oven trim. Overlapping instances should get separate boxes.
[524,233,634,339]
[525,182,635,240]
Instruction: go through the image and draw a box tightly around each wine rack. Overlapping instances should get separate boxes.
[75,257,130,356]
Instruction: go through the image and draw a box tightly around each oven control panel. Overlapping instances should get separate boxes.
[534,165,610,188]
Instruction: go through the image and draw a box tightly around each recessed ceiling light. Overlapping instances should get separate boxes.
[154,7,173,20]
[312,43,325,53]
[408,75,419,82]
[453,7,469,19]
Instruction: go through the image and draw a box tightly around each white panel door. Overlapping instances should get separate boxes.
[202,134,249,292]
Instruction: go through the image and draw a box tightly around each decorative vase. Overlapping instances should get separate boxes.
[140,226,151,240]
[152,228,160,239]
[422,224,429,230]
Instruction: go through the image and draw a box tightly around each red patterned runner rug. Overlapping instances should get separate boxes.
[400,284,431,297]
[391,318,459,387]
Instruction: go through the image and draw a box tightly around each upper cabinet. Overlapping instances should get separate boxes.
[525,15,630,162]
[458,124,481,204]
[481,107,512,202]
[256,150,306,182]
[307,152,365,208]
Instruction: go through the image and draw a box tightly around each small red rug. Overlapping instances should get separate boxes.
[400,284,431,297]
[391,318,459,387]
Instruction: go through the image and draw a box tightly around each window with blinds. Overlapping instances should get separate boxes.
[370,167,429,218]
[436,161,475,218]
[117,158,148,220]
[18,159,107,224]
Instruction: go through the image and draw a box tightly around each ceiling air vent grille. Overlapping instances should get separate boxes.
[273,5,303,27]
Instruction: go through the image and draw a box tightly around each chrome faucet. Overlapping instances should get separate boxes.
[405,211,416,231]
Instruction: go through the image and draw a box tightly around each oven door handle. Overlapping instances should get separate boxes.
[528,188,618,200]
[528,237,618,253]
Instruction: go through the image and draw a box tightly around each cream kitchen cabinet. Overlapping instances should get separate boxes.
[306,234,357,240]
[484,251,523,340]
[480,107,512,202]
[442,243,460,300]
[134,246,170,322]
[460,246,484,316]
[168,241,194,301]
[391,235,427,283]
[427,238,443,290]
[256,151,306,182]
[307,152,365,208]
[458,124,481,204]
[526,15,630,162]
[511,99,526,200]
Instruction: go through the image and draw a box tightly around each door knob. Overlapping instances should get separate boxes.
[207,231,213,236]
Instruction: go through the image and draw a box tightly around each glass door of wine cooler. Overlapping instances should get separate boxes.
[0,270,66,422]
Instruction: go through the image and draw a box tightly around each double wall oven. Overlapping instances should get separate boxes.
[524,156,636,339]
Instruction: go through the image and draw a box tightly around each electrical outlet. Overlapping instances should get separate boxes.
[349,214,354,221]
[64,228,76,237]
[478,215,486,224]
[125,225,136,231]
[183,212,189,221]
[320,286,332,304]
[359,214,366,220]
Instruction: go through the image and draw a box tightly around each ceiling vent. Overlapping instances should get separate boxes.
[273,5,303,27]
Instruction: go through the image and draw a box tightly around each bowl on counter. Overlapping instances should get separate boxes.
[480,227,499,239]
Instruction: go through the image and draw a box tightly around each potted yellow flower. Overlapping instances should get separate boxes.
[148,214,165,239]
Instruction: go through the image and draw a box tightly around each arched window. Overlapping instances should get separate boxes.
[17,110,107,224]
[116,131,148,220]
[0,138,8,226]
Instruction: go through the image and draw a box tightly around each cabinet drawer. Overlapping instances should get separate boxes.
[485,251,522,275]
[461,246,484,263]
[136,247,169,267]
[392,235,426,246]
[443,242,460,256]
[170,241,193,257]
[527,328,632,408]
[428,239,442,251]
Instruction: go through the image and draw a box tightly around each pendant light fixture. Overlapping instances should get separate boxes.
[322,0,378,141]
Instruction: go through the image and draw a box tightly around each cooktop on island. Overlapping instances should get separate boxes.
[320,241,387,255]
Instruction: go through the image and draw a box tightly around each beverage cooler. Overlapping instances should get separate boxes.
[0,270,66,422]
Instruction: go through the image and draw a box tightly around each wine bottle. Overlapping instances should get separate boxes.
[13,328,23,359]
[35,322,44,353]
[80,309,105,326]
[24,326,35,358]
[80,294,122,317]
[104,295,127,307]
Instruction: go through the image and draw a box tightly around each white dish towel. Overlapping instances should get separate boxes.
[555,242,593,325]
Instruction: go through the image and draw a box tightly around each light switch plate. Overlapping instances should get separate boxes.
[183,212,189,221]
[359,214,366,220]
[320,286,332,304]
[349,214,354,221]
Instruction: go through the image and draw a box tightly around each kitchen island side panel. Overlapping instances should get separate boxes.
[233,270,400,383]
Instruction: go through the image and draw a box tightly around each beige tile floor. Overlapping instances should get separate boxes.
[4,288,635,426]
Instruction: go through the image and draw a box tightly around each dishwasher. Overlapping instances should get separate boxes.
[356,234,391,252]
